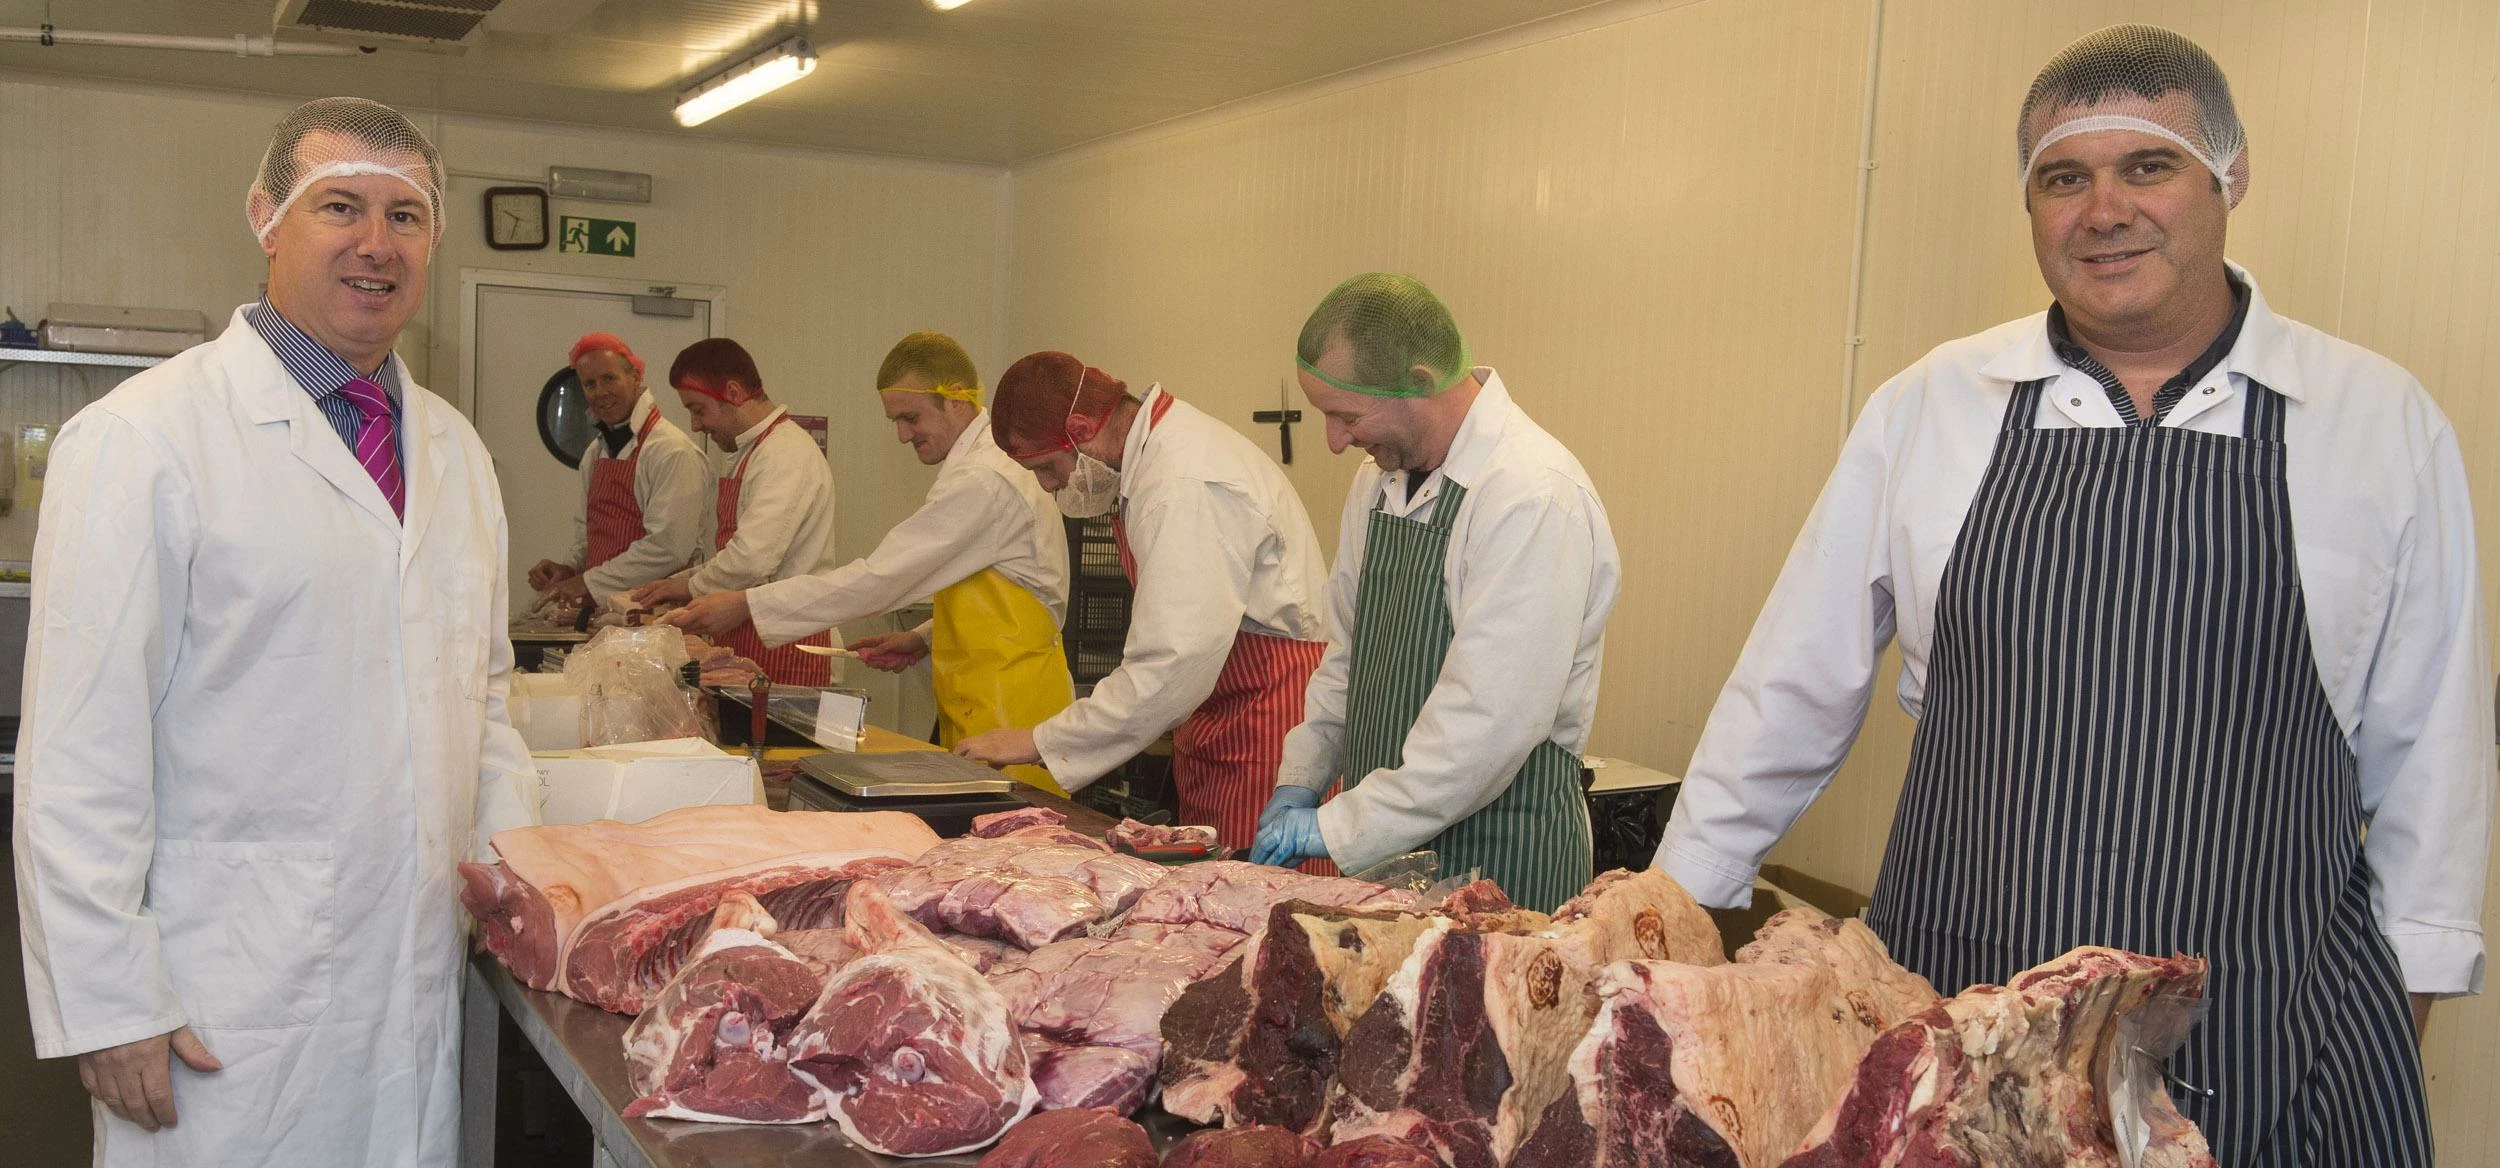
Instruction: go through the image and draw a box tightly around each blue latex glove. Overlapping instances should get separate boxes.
[1250,787,1326,868]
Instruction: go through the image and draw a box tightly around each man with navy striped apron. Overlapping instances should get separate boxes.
[1254,274,1621,914]
[1653,27,2488,1166]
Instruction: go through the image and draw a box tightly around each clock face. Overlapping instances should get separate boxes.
[485,187,548,249]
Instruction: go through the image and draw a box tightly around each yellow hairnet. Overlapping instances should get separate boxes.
[882,381,981,406]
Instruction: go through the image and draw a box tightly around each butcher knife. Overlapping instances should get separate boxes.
[794,644,861,658]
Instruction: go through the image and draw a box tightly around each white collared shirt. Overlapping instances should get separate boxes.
[565,393,713,596]
[1275,369,1621,873]
[1653,266,2493,996]
[1032,385,1331,789]
[685,405,839,596]
[746,410,1069,645]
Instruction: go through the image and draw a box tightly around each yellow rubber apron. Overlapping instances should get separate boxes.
[929,566,1076,795]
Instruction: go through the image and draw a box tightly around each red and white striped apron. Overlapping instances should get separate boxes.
[713,414,832,687]
[582,411,660,570]
[1112,390,1330,863]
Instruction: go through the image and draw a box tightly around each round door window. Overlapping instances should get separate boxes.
[537,366,594,469]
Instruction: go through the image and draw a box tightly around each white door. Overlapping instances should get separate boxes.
[468,280,718,612]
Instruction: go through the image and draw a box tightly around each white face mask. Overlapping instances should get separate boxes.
[1054,452,1121,518]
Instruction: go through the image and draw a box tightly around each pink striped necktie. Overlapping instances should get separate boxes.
[337,377,405,520]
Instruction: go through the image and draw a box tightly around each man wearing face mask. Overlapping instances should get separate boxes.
[957,352,1331,852]
[1251,274,1618,913]
[665,332,1074,792]
[526,332,710,609]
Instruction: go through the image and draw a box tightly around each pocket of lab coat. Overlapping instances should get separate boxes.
[148,839,337,1029]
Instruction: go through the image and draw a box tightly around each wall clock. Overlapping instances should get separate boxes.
[484,186,549,250]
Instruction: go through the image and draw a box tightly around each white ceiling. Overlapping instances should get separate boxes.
[0,0,1614,165]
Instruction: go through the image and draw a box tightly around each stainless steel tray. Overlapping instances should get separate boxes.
[796,750,1016,799]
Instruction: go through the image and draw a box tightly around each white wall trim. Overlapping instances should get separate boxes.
[1010,0,1712,172]
[453,268,726,418]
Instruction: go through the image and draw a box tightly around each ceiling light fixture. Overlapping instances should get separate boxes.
[673,36,817,127]
[924,0,978,11]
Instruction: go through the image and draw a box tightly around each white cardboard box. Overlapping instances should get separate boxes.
[509,673,587,751]
[531,736,761,826]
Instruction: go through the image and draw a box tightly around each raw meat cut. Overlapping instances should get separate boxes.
[971,806,1113,851]
[1782,946,2216,1168]
[1161,1126,1319,1167]
[620,899,827,1123]
[1307,1137,1438,1168]
[991,925,1245,1111]
[787,883,1040,1157]
[878,837,1166,948]
[1108,819,1220,853]
[1510,910,1939,1167]
[1159,882,1544,1134]
[1328,868,1723,1166]
[459,804,939,989]
[685,633,766,687]
[943,932,1032,973]
[976,1108,1157,1168]
[1127,861,1421,934]
[561,850,911,1013]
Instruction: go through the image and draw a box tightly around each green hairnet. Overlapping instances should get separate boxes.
[1295,273,1470,398]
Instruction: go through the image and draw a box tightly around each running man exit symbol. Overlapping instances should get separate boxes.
[559,215,637,257]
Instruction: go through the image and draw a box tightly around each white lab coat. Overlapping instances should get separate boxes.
[747,411,1068,646]
[14,308,539,1167]
[1030,385,1331,788]
[1654,266,2492,996]
[1276,371,1621,873]
[683,406,839,596]
[561,393,713,596]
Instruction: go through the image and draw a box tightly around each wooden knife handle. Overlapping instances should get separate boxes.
[748,675,771,749]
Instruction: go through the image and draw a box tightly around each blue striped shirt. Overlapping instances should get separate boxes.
[242,299,405,460]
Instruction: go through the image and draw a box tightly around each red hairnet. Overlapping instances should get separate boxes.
[669,337,764,402]
[568,331,644,377]
[992,351,1127,457]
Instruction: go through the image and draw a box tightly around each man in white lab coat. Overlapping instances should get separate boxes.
[957,351,1330,851]
[631,337,839,685]
[526,331,710,608]
[1654,27,2485,1165]
[14,97,537,1167]
[1251,274,1620,913]
[667,332,1075,790]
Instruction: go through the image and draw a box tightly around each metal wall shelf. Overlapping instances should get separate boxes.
[0,347,167,370]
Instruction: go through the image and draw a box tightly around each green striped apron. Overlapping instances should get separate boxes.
[1342,480,1594,913]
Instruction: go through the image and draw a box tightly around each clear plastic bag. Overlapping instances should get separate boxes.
[2105,980,2213,1168]
[564,625,702,746]
[1347,851,1444,892]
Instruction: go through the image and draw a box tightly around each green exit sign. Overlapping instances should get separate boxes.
[559,215,636,257]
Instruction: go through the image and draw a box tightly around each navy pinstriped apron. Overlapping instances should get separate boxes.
[1341,480,1594,914]
[1865,379,2431,1166]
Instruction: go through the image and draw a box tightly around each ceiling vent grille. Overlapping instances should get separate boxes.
[275,0,504,46]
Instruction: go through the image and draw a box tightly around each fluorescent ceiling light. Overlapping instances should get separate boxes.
[674,36,817,127]
[925,0,978,9]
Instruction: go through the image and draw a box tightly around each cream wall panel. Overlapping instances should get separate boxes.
[2331,0,2500,1144]
[1008,0,2496,1156]
[0,73,1012,575]
[1011,0,1873,778]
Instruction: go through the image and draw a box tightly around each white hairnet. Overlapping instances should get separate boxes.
[245,97,445,248]
[2018,25,2248,208]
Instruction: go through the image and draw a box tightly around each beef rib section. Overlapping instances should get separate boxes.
[991,925,1247,1112]
[1510,910,1940,1167]
[877,835,1168,948]
[1326,868,1723,1166]
[1782,946,2216,1168]
[1127,861,1422,934]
